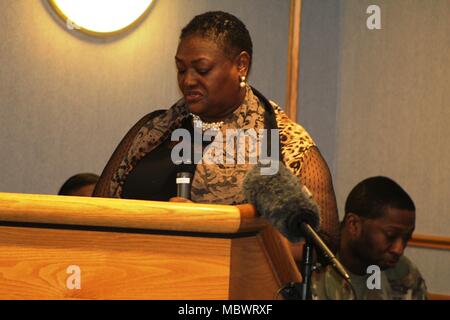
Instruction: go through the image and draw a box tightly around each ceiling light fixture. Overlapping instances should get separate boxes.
[48,0,154,36]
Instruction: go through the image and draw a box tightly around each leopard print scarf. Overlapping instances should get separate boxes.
[109,86,315,203]
[190,86,265,204]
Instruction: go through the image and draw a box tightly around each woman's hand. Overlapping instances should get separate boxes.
[169,197,193,203]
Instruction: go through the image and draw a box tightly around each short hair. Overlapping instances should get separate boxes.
[58,173,99,196]
[180,11,253,68]
[344,176,415,219]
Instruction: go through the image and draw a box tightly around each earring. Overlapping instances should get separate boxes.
[239,75,246,88]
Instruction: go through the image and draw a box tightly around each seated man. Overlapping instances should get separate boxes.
[311,176,427,300]
[58,173,99,197]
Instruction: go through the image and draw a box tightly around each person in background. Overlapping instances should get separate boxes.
[58,173,99,197]
[312,176,427,300]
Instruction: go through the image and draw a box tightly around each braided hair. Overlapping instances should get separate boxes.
[180,11,253,69]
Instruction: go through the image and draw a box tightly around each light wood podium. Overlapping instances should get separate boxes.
[0,192,301,300]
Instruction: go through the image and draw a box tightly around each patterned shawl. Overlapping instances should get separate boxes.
[107,86,315,205]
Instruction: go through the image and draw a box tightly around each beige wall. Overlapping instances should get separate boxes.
[335,0,450,295]
[335,0,450,235]
[300,0,450,295]
[0,0,290,194]
[298,0,340,176]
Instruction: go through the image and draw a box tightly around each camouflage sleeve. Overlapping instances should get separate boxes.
[387,255,428,300]
[311,267,327,300]
[311,266,356,300]
[410,263,428,300]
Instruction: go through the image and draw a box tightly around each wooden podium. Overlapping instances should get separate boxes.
[0,192,301,299]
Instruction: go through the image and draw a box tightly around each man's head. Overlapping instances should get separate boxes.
[342,176,415,271]
[58,173,99,197]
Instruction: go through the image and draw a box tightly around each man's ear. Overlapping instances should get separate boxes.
[235,51,250,77]
[345,213,363,239]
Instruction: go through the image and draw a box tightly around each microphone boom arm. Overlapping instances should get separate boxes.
[300,223,350,281]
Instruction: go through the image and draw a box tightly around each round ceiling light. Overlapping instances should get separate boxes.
[48,0,154,36]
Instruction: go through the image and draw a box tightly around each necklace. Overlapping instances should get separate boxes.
[191,114,224,132]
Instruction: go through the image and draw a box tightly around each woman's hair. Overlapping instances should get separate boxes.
[180,11,253,67]
[58,173,100,195]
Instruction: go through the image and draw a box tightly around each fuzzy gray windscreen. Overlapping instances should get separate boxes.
[243,162,321,243]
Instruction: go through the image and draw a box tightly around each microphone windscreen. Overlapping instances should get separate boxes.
[243,161,321,242]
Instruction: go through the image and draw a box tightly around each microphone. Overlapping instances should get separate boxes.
[243,161,320,242]
[175,162,195,200]
[243,162,349,281]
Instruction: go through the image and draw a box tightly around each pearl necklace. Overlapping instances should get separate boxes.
[191,114,224,132]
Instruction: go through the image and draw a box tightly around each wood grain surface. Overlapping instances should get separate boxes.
[0,225,231,299]
[0,224,300,299]
[0,192,266,234]
[285,0,302,120]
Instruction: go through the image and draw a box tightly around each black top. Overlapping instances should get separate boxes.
[122,116,209,201]
[121,88,278,201]
[122,137,177,201]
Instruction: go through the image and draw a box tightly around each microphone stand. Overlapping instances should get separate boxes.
[279,238,314,300]
[299,237,314,300]
[280,223,351,300]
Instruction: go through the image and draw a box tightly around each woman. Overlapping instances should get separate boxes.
[94,11,339,253]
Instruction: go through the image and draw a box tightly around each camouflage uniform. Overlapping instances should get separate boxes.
[311,255,427,300]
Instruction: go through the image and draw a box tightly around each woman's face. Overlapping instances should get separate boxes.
[175,35,246,121]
